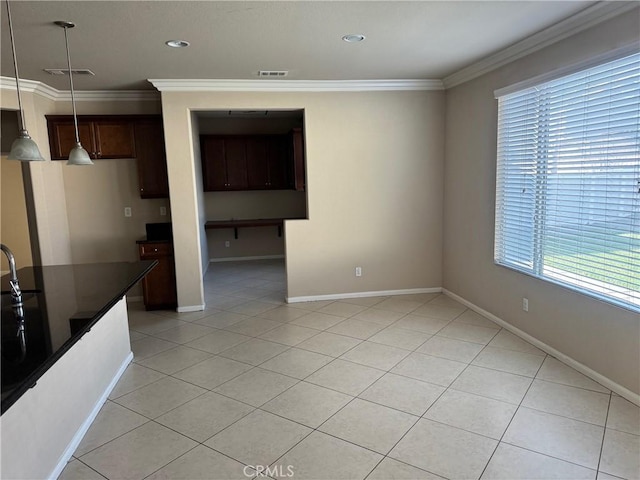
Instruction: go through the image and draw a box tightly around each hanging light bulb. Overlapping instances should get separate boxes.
[55,20,93,166]
[6,0,44,161]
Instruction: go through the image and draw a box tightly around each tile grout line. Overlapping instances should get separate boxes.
[595,391,613,477]
[72,457,109,479]
[389,325,504,479]
[477,352,549,480]
[91,263,619,480]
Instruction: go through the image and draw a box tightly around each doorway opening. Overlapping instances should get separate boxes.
[192,109,307,304]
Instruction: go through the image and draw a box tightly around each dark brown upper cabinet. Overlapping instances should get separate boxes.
[201,136,248,191]
[246,136,288,190]
[46,115,170,199]
[135,119,169,199]
[47,116,135,160]
[201,133,302,192]
[289,127,306,191]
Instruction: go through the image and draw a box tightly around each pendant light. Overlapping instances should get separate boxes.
[55,20,93,165]
[5,0,44,161]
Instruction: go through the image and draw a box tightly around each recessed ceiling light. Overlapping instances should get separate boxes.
[342,34,365,43]
[165,40,190,48]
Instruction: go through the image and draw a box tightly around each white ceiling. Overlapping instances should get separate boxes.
[0,1,604,91]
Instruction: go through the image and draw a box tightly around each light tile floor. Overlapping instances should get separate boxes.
[60,259,640,480]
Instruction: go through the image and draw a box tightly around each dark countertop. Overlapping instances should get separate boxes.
[1,261,156,414]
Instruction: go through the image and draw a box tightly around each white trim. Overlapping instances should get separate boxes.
[494,43,639,98]
[443,1,639,89]
[177,304,206,313]
[442,289,640,407]
[148,79,444,92]
[48,352,133,480]
[286,287,442,304]
[59,90,159,102]
[0,76,159,102]
[210,254,285,263]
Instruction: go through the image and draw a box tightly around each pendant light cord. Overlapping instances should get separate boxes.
[6,0,25,130]
[61,25,80,144]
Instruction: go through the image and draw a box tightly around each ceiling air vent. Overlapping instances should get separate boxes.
[258,70,288,78]
[44,68,95,76]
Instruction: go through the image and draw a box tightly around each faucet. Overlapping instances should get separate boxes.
[1,244,27,362]
[1,243,26,329]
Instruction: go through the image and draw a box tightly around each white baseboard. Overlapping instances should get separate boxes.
[287,287,442,304]
[177,304,206,313]
[210,255,285,263]
[49,352,133,480]
[442,289,640,407]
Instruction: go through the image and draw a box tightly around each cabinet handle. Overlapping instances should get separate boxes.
[154,248,158,252]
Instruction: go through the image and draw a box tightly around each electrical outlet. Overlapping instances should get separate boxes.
[522,297,529,312]
[124,207,132,217]
[160,206,167,216]
[225,241,230,248]
[355,266,362,277]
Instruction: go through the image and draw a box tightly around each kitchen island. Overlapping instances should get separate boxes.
[0,261,156,480]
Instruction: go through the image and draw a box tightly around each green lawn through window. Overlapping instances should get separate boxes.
[544,229,640,294]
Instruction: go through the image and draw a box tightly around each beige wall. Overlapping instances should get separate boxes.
[62,159,169,262]
[443,10,640,395]
[0,156,33,270]
[205,190,306,260]
[161,90,445,307]
[0,89,73,266]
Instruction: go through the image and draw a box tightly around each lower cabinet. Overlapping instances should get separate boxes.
[138,241,177,310]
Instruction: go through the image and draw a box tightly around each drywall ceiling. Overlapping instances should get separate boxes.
[0,1,599,91]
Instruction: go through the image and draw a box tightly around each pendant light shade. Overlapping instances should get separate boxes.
[68,142,93,165]
[8,130,45,161]
[5,0,44,162]
[55,20,93,166]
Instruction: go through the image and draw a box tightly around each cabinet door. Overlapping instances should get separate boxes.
[246,136,269,188]
[266,135,288,189]
[289,128,306,191]
[94,120,136,158]
[201,137,227,191]
[224,137,248,189]
[48,119,96,160]
[139,243,177,310]
[135,120,169,198]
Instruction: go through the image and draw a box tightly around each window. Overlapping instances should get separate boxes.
[494,52,640,312]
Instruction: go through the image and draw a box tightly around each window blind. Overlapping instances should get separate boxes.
[495,52,640,312]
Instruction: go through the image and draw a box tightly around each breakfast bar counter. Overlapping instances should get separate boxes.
[0,261,156,480]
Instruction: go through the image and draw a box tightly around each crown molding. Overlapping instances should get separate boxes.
[0,77,159,102]
[443,1,639,89]
[148,79,444,92]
